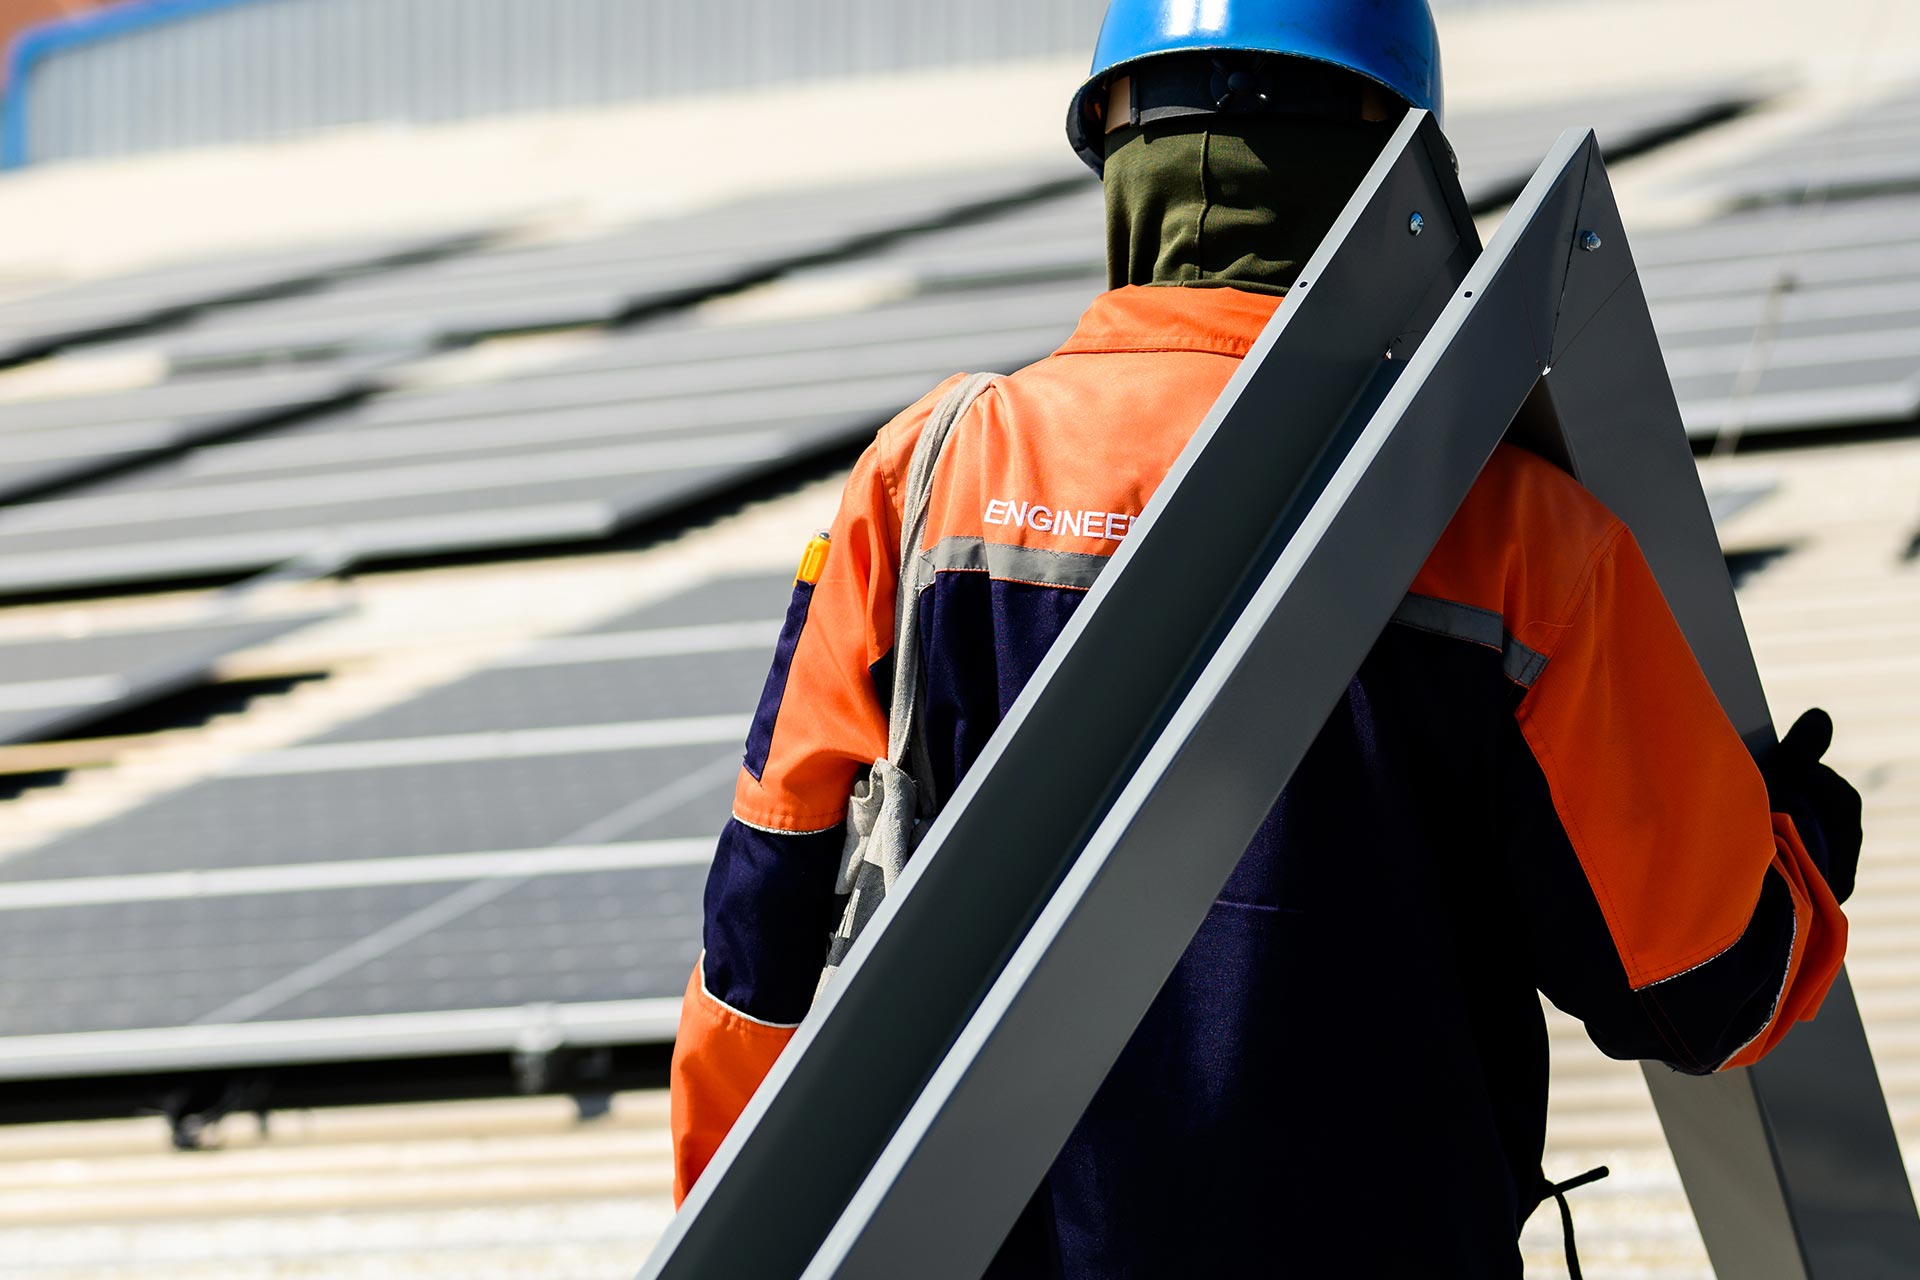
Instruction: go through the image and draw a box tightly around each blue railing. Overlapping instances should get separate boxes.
[4,0,264,168]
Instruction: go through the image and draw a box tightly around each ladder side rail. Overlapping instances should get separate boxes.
[805,127,1608,1280]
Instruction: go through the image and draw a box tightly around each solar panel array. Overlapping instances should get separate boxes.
[0,607,332,746]
[1443,82,1758,207]
[0,571,785,1042]
[1641,190,1920,436]
[1703,84,1920,208]
[0,164,1086,758]
[0,228,487,369]
[0,83,1814,605]
[2,76,1914,1085]
[0,280,1097,595]
[131,164,1087,371]
[0,362,382,504]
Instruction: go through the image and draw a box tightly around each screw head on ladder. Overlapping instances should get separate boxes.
[1581,230,1604,252]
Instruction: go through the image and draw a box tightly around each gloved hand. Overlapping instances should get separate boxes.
[1761,709,1862,904]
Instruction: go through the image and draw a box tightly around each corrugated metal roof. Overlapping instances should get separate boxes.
[0,1092,675,1278]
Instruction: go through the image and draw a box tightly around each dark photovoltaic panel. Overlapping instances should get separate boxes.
[1444,82,1760,208]
[0,571,787,1055]
[0,363,379,504]
[253,865,708,1024]
[310,647,774,743]
[0,279,1097,594]
[0,867,706,1035]
[136,162,1088,369]
[587,572,793,632]
[0,744,739,883]
[0,228,489,368]
[1638,191,1920,436]
[0,82,1793,597]
[0,882,464,1037]
[1700,82,1920,208]
[0,608,333,745]
[811,185,1106,292]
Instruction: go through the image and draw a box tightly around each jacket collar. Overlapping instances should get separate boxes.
[1055,285,1283,359]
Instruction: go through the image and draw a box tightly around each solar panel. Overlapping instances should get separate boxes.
[0,607,334,745]
[0,86,1769,494]
[1636,192,1920,436]
[588,574,797,631]
[1698,83,1920,208]
[311,645,776,742]
[1445,82,1759,208]
[134,162,1088,370]
[0,228,489,369]
[0,570,788,1063]
[0,281,1096,594]
[0,363,377,504]
[0,746,738,884]
[0,882,465,1037]
[241,864,708,1025]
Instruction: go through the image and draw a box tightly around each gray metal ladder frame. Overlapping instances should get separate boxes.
[641,112,1920,1280]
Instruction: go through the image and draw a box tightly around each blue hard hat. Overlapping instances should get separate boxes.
[1067,0,1444,174]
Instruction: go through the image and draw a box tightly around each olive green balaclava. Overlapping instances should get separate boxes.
[1103,116,1396,296]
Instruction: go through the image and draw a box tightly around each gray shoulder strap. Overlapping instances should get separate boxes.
[886,372,998,781]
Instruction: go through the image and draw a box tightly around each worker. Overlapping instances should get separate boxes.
[669,1,1862,1274]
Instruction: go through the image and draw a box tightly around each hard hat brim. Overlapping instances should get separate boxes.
[1067,49,1423,178]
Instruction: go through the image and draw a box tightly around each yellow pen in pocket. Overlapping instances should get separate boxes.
[795,531,831,586]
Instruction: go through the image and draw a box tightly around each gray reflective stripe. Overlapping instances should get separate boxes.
[921,537,1110,591]
[1390,592,1551,688]
[1504,640,1551,689]
[1391,592,1503,647]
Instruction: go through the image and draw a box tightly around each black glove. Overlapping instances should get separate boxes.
[1760,709,1862,904]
